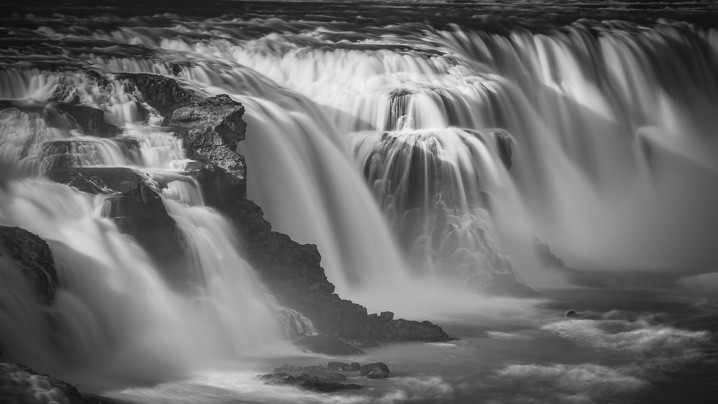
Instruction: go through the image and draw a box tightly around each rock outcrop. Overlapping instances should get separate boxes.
[116,72,195,120]
[360,362,391,379]
[52,103,121,138]
[259,364,363,393]
[0,362,95,404]
[260,361,393,392]
[168,94,247,196]
[0,226,57,304]
[210,189,451,344]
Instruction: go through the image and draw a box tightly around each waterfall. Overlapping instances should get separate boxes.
[218,19,718,282]
[0,180,203,378]
[351,127,519,290]
[0,105,288,382]
[2,12,718,299]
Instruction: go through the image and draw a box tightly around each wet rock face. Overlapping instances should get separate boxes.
[259,364,363,393]
[0,227,57,304]
[170,94,246,148]
[360,362,390,379]
[0,362,94,404]
[116,73,195,120]
[212,195,452,344]
[44,167,188,288]
[169,94,247,184]
[52,103,121,138]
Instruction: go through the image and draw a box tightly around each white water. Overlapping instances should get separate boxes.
[0,180,206,381]
[2,15,717,300]
[1,5,717,403]
[0,119,291,386]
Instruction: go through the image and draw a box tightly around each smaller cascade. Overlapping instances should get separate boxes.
[39,137,132,172]
[161,179,205,207]
[0,180,207,378]
[352,127,529,293]
[162,198,286,356]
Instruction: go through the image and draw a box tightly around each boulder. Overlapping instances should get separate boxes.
[211,196,452,345]
[380,311,394,321]
[168,94,248,198]
[116,73,195,120]
[360,362,390,379]
[170,94,246,149]
[494,130,513,170]
[0,227,57,304]
[349,362,361,371]
[52,103,121,137]
[259,372,362,393]
[260,364,363,393]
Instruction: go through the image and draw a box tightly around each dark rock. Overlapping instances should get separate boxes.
[327,362,350,371]
[209,195,452,344]
[349,362,361,371]
[167,94,247,199]
[116,73,195,120]
[566,310,578,317]
[170,94,246,149]
[0,361,95,404]
[494,130,513,170]
[535,239,605,288]
[260,364,363,393]
[44,167,188,288]
[294,335,363,356]
[0,227,57,304]
[259,372,362,393]
[360,362,390,379]
[53,103,121,138]
[380,311,394,321]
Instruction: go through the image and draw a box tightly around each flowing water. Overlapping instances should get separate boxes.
[1,1,717,402]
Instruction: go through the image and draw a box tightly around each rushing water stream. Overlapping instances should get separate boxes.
[1,1,717,402]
